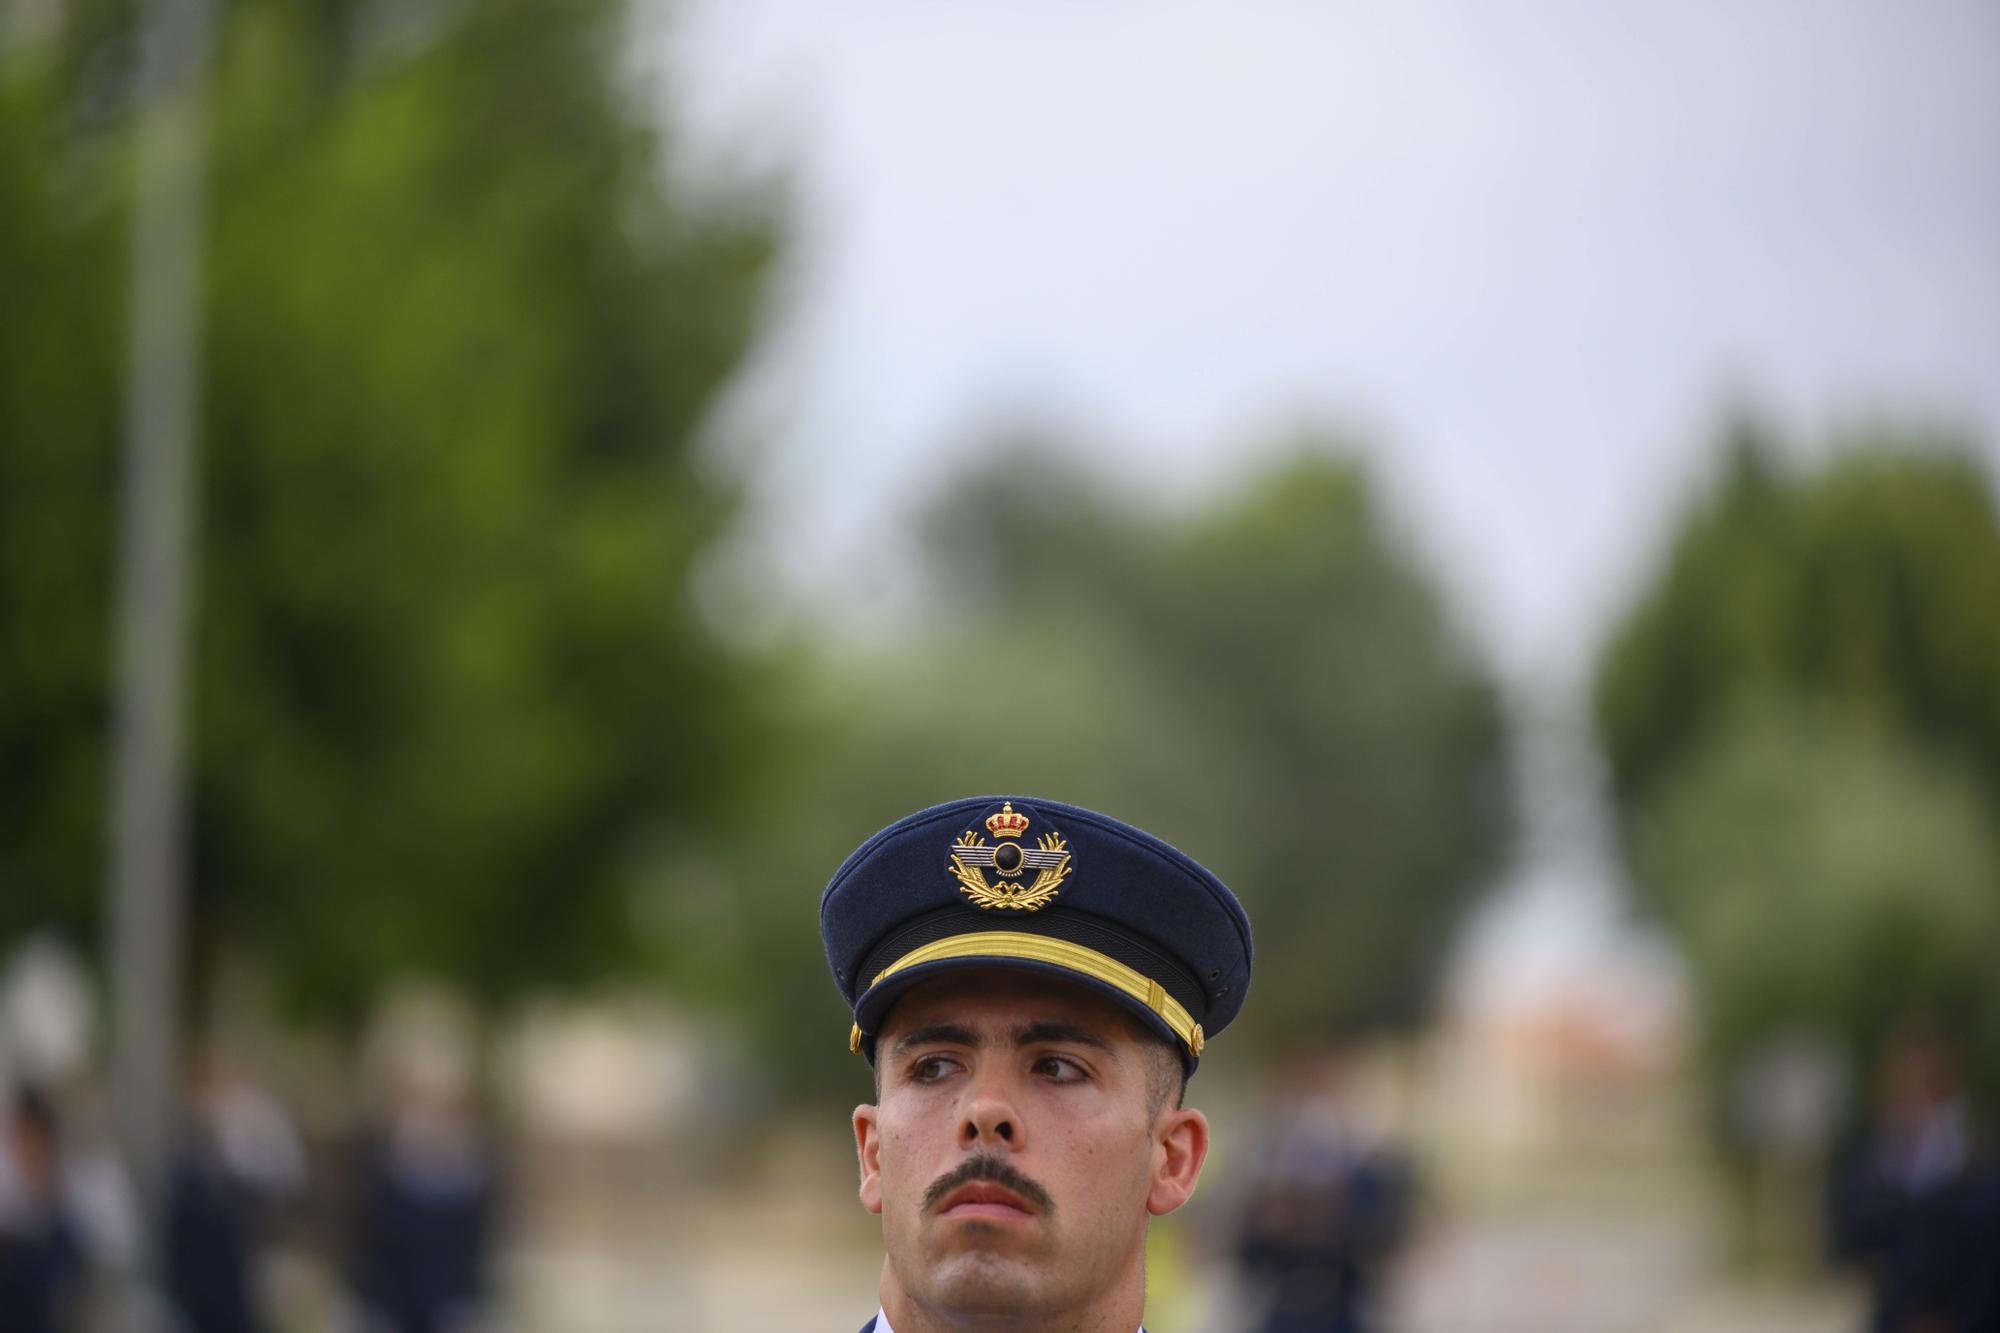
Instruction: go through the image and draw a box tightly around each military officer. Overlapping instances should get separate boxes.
[821,796,1254,1333]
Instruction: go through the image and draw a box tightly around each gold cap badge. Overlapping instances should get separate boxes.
[948,804,1071,911]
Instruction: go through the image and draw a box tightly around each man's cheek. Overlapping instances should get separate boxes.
[880,1108,930,1173]
[877,1134,919,1218]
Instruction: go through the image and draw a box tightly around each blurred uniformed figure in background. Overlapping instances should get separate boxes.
[0,1086,81,1333]
[349,1056,496,1333]
[1230,1047,1412,1333]
[1830,1033,2000,1333]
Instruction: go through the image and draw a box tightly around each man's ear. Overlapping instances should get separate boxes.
[1145,1107,1209,1216]
[854,1103,884,1215]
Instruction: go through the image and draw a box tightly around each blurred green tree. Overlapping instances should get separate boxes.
[1597,420,2000,839]
[1642,700,2000,1126]
[690,439,1512,1102]
[1594,420,2000,1111]
[0,0,777,1023]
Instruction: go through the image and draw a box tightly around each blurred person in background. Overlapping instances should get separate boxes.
[165,1049,308,1333]
[349,1062,496,1333]
[0,1085,82,1332]
[824,797,1253,1333]
[1830,1033,2000,1333]
[1230,1047,1411,1333]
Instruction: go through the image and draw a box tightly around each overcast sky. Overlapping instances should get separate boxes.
[658,0,2000,681]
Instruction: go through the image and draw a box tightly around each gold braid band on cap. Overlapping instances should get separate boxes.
[855,930,1205,1058]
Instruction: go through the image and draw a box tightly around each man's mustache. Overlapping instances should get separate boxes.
[922,1154,1056,1218]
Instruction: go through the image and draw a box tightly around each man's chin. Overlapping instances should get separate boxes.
[917,1241,1049,1317]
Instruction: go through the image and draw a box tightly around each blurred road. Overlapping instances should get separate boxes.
[1389,1205,1860,1333]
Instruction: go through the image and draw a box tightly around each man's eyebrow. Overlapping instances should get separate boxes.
[889,1023,979,1059]
[1014,1021,1115,1053]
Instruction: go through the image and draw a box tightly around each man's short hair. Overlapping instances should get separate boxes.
[1124,1011,1186,1117]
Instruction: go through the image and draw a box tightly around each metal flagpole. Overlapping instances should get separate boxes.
[107,0,212,1305]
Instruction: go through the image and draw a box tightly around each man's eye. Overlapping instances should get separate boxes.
[1034,1054,1087,1083]
[910,1054,960,1083]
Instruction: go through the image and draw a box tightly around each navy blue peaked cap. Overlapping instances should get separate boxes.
[821,796,1252,1071]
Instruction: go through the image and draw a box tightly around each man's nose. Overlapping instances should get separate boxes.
[959,1069,1022,1150]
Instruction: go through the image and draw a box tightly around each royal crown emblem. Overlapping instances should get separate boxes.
[949,802,1070,911]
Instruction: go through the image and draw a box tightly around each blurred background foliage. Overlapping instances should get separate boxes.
[681,441,1514,1102]
[2,0,1513,1112]
[1,0,778,1025]
[6,0,1997,1142]
[1595,424,2000,1134]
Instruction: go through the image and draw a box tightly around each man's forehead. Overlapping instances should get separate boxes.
[879,968,1132,1041]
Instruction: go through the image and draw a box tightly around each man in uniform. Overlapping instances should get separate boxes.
[821,796,1254,1333]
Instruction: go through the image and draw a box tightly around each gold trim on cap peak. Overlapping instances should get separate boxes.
[846,930,1203,1058]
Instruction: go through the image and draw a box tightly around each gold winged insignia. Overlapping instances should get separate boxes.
[949,828,1070,911]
